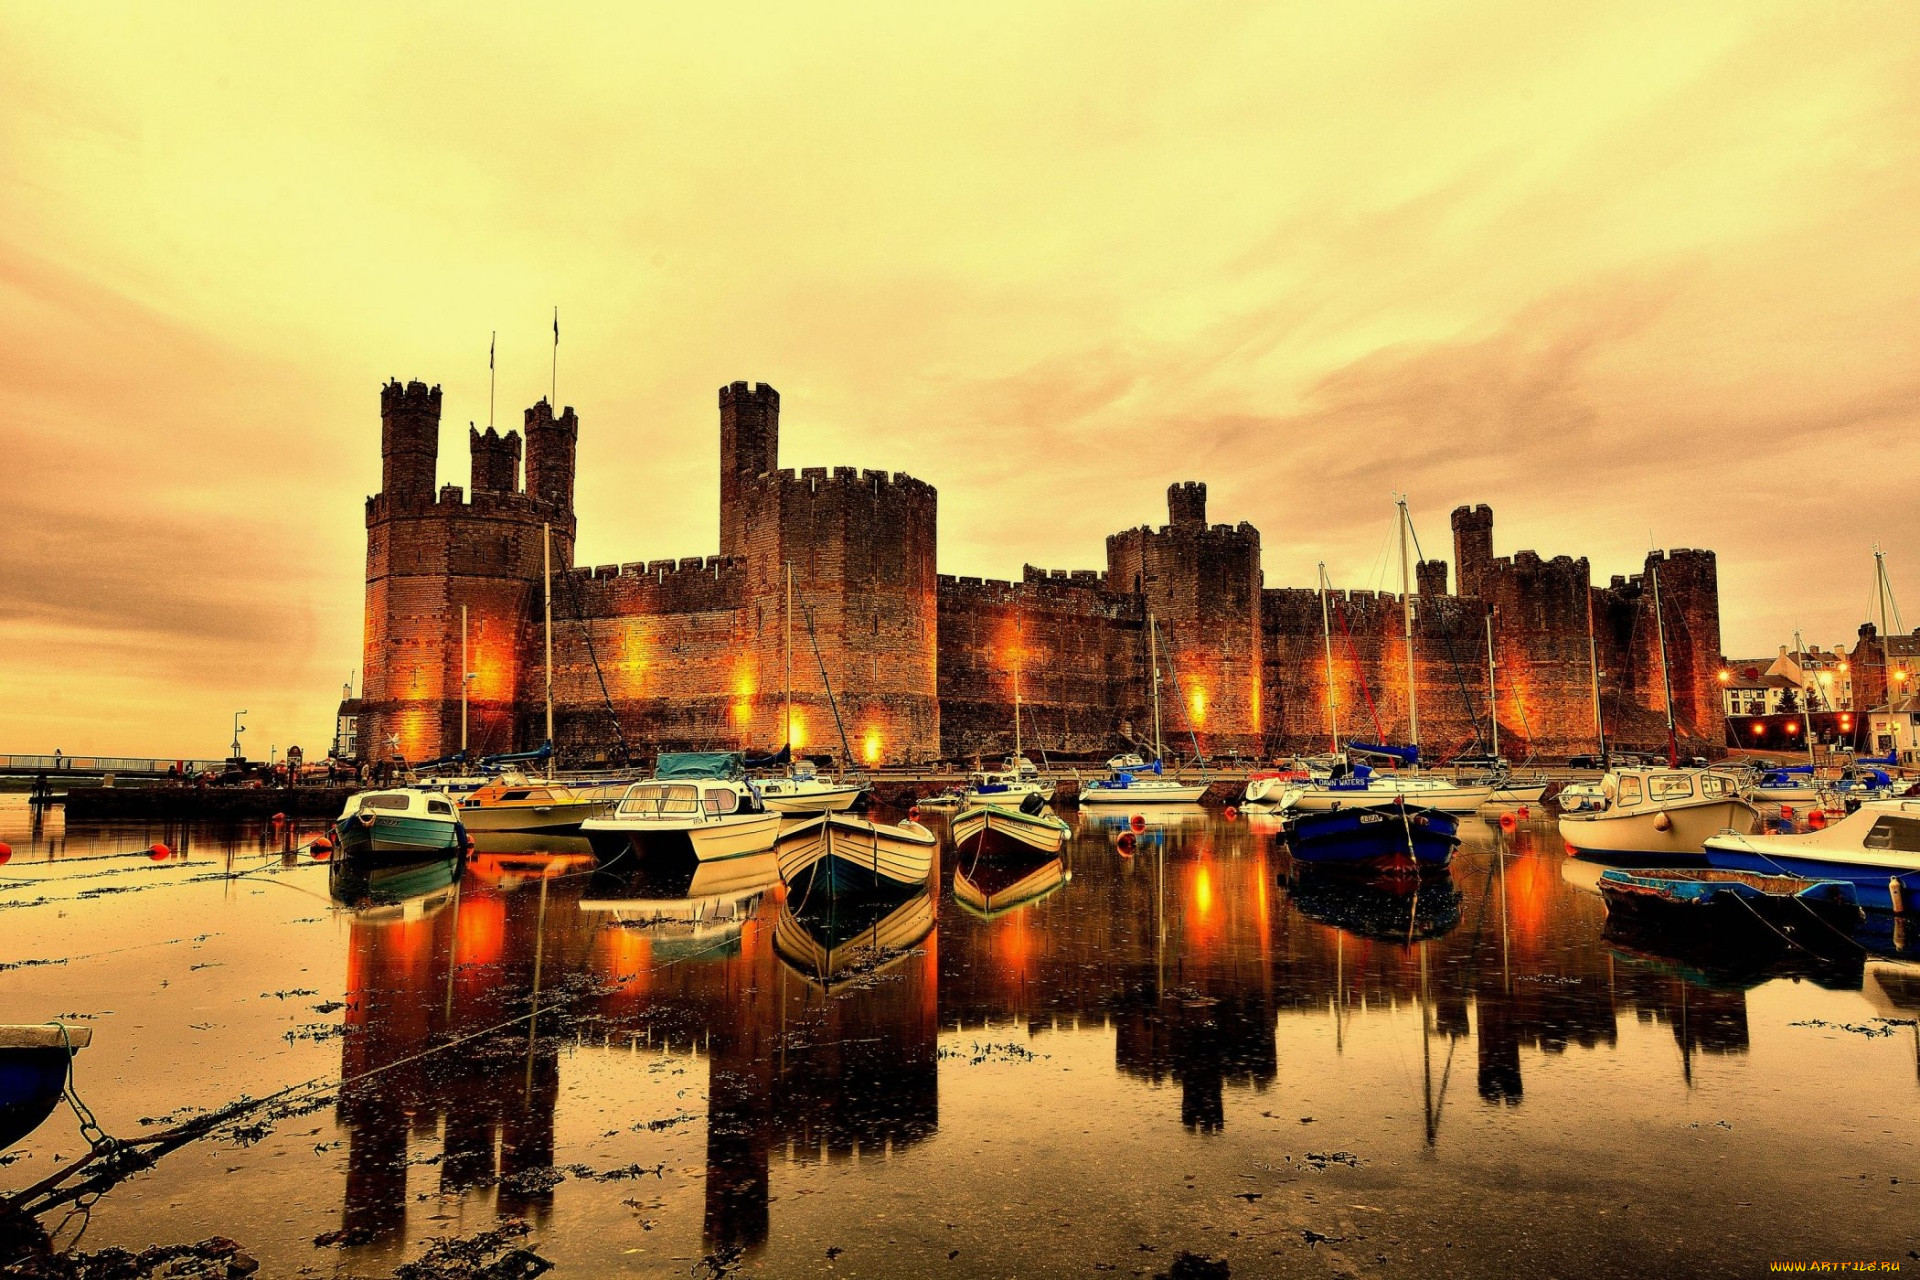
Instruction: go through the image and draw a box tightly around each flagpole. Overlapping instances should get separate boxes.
[488,330,496,429]
[550,307,558,408]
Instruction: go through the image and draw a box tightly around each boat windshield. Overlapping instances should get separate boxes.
[617,784,702,817]
[426,799,454,816]
[1699,773,1734,797]
[702,790,740,815]
[1616,776,1643,807]
[358,794,412,812]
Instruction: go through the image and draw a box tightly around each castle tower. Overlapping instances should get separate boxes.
[1452,505,1493,600]
[720,382,780,558]
[1417,559,1449,596]
[1168,481,1207,528]
[469,426,522,495]
[381,380,441,507]
[524,400,577,512]
[1105,485,1263,757]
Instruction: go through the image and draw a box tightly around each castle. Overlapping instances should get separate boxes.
[346,379,1726,766]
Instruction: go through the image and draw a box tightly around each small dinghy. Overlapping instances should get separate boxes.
[1598,867,1860,941]
[1,1025,91,1151]
[951,796,1070,858]
[776,813,937,899]
[1284,801,1459,874]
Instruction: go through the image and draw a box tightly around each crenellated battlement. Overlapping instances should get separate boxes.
[744,465,937,503]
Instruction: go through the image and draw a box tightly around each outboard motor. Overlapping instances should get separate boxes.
[1020,791,1046,817]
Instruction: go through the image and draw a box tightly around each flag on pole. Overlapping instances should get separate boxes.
[553,307,559,344]
[489,331,494,369]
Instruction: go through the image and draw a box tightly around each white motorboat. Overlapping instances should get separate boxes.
[581,753,780,863]
[1079,772,1209,805]
[776,812,937,898]
[951,803,1071,857]
[1278,769,1498,814]
[335,788,466,860]
[964,767,1056,808]
[457,774,618,834]
[753,762,867,814]
[1243,762,1313,805]
[1703,798,1920,912]
[1558,766,1759,859]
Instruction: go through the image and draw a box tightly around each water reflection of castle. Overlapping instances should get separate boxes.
[327,819,1852,1256]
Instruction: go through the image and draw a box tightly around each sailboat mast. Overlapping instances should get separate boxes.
[1318,562,1338,753]
[1796,626,1818,770]
[1398,498,1419,752]
[1650,561,1678,768]
[1485,609,1499,761]
[785,561,794,772]
[460,604,469,755]
[1014,603,1023,761]
[1585,587,1606,761]
[543,522,554,780]
[1149,613,1164,762]
[1877,547,1896,710]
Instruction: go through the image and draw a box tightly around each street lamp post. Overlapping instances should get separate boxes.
[231,711,248,762]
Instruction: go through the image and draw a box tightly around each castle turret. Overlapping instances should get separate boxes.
[720,382,780,557]
[1452,504,1493,599]
[1168,481,1207,528]
[524,400,577,512]
[469,426,522,495]
[381,380,441,507]
[1417,558,1449,596]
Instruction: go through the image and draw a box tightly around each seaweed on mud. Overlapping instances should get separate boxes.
[936,1040,1047,1065]
[1,1235,261,1278]
[391,1218,552,1280]
[1790,1017,1918,1037]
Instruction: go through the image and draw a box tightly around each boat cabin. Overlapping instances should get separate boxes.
[339,789,459,822]
[612,780,754,822]
[1594,767,1740,814]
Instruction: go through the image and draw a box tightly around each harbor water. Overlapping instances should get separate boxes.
[2,795,1916,1276]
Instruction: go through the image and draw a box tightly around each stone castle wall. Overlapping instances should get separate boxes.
[354,378,1727,766]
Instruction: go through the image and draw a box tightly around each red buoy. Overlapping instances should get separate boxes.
[1780,805,1795,820]
[0,842,12,865]
[1517,806,1530,820]
[908,805,922,823]
[148,842,171,860]
[1223,806,1238,822]
[1116,832,1137,856]
[1129,814,1147,833]
[1808,809,1828,830]
[1499,811,1517,830]
[271,812,286,825]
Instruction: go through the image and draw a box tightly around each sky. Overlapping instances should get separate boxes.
[2,2,1917,757]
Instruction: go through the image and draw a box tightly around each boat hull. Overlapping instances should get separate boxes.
[1286,806,1459,873]
[1077,781,1207,805]
[964,782,1057,809]
[1599,868,1861,942]
[1702,844,1920,913]
[759,785,866,814]
[1559,799,1760,860]
[1,1027,90,1152]
[1487,781,1550,805]
[457,799,606,835]
[582,811,782,864]
[951,805,1069,857]
[1752,786,1820,804]
[777,815,936,898]
[1285,781,1496,814]
[335,813,465,861]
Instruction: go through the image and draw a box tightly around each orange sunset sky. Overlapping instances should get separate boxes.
[3,3,1918,758]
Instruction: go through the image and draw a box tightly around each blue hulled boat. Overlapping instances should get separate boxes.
[1704,798,1920,912]
[1598,867,1860,943]
[1,1025,91,1152]
[1283,801,1459,873]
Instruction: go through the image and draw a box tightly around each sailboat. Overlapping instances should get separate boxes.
[1559,559,1760,858]
[964,605,1056,808]
[1246,564,1338,805]
[1278,501,1500,814]
[752,563,868,814]
[1078,614,1208,805]
[1482,609,1550,805]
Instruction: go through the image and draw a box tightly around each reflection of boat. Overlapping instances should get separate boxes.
[1598,868,1860,944]
[1704,800,1920,912]
[776,814,936,898]
[328,854,461,915]
[2,1025,91,1151]
[464,831,596,859]
[335,788,466,860]
[773,890,936,991]
[457,775,615,834]
[1079,804,1205,830]
[953,855,1069,918]
[581,755,781,863]
[1863,960,1920,1018]
[466,848,596,888]
[1284,870,1463,942]
[951,803,1069,857]
[1558,767,1759,859]
[1283,803,1458,873]
[580,851,783,958]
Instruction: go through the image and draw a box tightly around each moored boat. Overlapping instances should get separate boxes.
[1597,867,1860,942]
[950,802,1070,858]
[1,1025,91,1151]
[1078,759,1207,805]
[457,774,617,834]
[752,762,867,814]
[1558,766,1759,859]
[1749,766,1820,804]
[1703,798,1920,912]
[335,789,467,861]
[580,753,779,863]
[776,812,938,900]
[1283,801,1459,874]
[963,768,1056,809]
